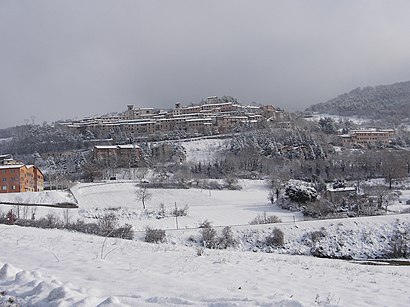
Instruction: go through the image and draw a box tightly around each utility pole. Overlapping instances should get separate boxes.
[175,202,179,230]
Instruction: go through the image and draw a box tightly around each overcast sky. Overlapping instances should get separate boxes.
[1,0,410,128]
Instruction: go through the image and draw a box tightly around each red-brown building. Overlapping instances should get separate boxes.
[0,164,44,193]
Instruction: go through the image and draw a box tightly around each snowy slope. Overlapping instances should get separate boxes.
[70,180,302,230]
[0,190,76,206]
[1,224,409,306]
[1,180,410,306]
[179,138,228,162]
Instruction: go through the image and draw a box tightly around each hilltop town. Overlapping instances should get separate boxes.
[0,95,410,307]
[58,96,283,140]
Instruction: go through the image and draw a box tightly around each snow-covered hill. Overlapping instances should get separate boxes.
[1,181,410,306]
[1,223,409,306]
[306,80,410,122]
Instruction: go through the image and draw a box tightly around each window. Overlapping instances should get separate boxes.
[2,178,6,182]
[12,186,16,190]
[10,170,14,174]
[1,170,5,174]
[2,186,6,191]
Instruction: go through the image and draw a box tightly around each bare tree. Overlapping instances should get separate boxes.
[363,184,389,214]
[267,170,289,203]
[63,209,71,225]
[136,185,151,210]
[381,151,407,189]
[135,167,149,182]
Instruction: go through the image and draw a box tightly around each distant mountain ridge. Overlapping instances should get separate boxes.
[306,81,410,122]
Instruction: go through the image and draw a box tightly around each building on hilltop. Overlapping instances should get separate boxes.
[0,157,44,193]
[93,145,142,167]
[60,97,284,139]
[340,129,395,146]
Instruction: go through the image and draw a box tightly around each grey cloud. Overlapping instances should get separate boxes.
[1,0,410,128]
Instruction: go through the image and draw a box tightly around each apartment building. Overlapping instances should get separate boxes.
[0,161,44,193]
[340,129,395,146]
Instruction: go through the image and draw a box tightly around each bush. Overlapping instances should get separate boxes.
[6,210,17,225]
[265,227,285,247]
[98,213,119,236]
[145,227,166,243]
[199,220,212,228]
[196,247,205,256]
[285,180,317,203]
[200,222,218,248]
[250,212,282,225]
[208,180,224,190]
[199,222,237,249]
[15,219,38,227]
[0,210,5,224]
[218,226,236,249]
[111,224,134,240]
[36,213,63,229]
[172,205,189,217]
[310,229,326,242]
[223,177,241,190]
[386,226,409,258]
[0,212,134,240]
[304,200,336,218]
[66,220,100,235]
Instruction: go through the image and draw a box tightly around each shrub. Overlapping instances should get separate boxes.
[310,229,326,242]
[0,210,7,224]
[172,205,189,217]
[15,219,38,227]
[199,220,212,228]
[265,227,285,247]
[6,210,17,225]
[199,221,218,248]
[0,213,134,240]
[66,220,100,235]
[196,247,205,256]
[250,212,282,225]
[223,177,241,190]
[36,213,63,229]
[386,227,409,258]
[285,180,317,203]
[218,226,236,249]
[199,222,237,249]
[98,213,119,236]
[145,227,166,243]
[208,180,223,190]
[110,224,134,240]
[304,200,336,218]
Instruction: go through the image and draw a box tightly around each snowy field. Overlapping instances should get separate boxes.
[0,190,75,206]
[178,138,228,163]
[1,180,303,231]
[0,180,410,306]
[1,223,409,306]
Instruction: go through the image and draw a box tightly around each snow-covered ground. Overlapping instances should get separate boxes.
[179,138,228,163]
[1,180,410,306]
[0,137,12,144]
[0,190,75,206]
[305,113,370,125]
[1,222,409,306]
[0,180,302,231]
